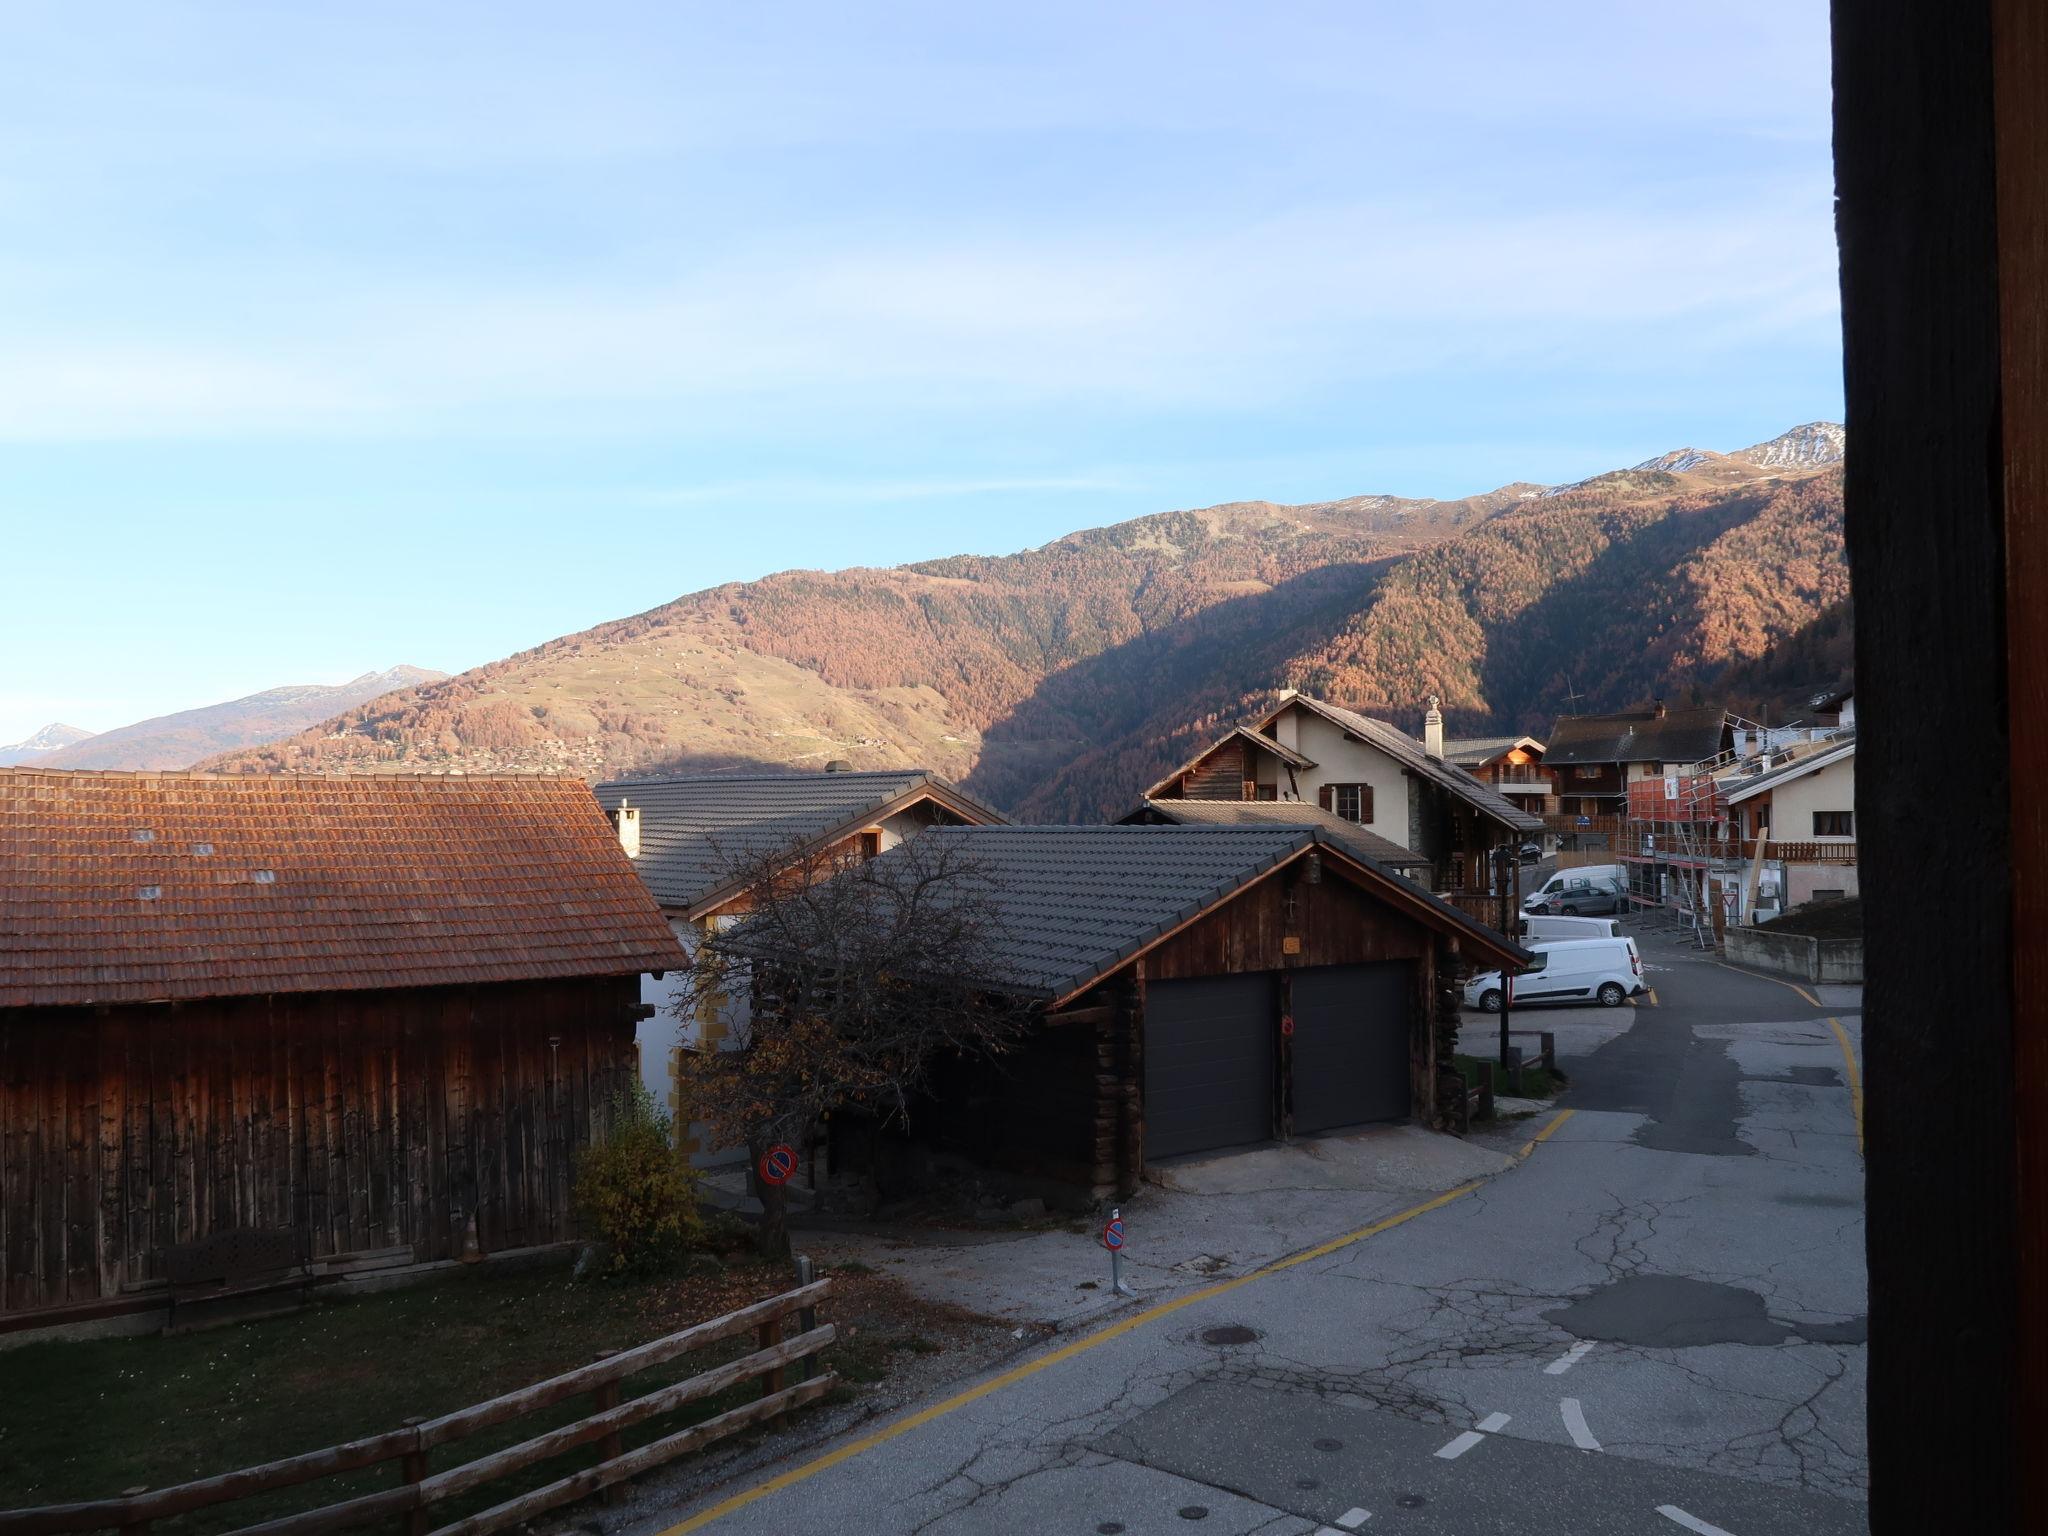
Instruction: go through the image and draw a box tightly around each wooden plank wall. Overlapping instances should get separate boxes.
[1182,740,1247,800]
[0,977,639,1319]
[1141,864,1430,980]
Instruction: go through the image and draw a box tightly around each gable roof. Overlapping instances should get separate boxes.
[1140,726,1317,799]
[855,823,1527,1004]
[1723,734,1857,804]
[1,770,683,1010]
[593,768,1006,918]
[1544,706,1731,767]
[1249,696,1544,834]
[1128,797,1435,871]
[1441,735,1544,768]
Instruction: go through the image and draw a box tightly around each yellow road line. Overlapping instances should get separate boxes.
[1714,961,1822,1008]
[1646,988,1660,1007]
[1826,1015,1864,1155]
[660,1109,1577,1533]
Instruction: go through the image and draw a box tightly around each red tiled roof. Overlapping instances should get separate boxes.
[1,770,685,1008]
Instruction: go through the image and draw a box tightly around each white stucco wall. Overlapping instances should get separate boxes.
[1283,708,1415,848]
[1766,752,1857,842]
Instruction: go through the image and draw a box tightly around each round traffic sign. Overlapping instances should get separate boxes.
[759,1144,797,1187]
[1102,1216,1125,1251]
[1280,1013,1295,1039]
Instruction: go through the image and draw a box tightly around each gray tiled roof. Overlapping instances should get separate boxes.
[857,823,1527,1001]
[1131,797,1435,870]
[1258,697,1545,834]
[593,769,1005,915]
[1545,706,1730,767]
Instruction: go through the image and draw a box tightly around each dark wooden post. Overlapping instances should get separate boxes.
[398,1422,427,1536]
[793,1255,818,1382]
[757,1315,786,1398]
[1277,971,1294,1143]
[590,1352,623,1505]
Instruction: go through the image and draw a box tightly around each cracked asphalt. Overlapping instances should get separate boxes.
[655,932,1866,1535]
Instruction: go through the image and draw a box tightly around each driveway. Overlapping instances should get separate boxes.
[638,939,1867,1535]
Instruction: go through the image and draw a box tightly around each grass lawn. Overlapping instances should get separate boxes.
[0,1254,971,1533]
[1451,1051,1557,1105]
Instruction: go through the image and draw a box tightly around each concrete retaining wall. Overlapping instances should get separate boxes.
[1725,927,1865,984]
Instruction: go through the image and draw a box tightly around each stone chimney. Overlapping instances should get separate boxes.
[613,799,641,859]
[1423,697,1445,759]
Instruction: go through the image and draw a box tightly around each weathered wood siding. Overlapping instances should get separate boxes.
[1181,740,1248,800]
[1141,862,1430,979]
[0,977,639,1319]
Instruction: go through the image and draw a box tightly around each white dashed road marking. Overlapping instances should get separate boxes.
[1435,1412,1510,1459]
[1336,1509,1371,1529]
[1560,1397,1601,1450]
[1657,1506,1736,1535]
[1545,1341,1595,1375]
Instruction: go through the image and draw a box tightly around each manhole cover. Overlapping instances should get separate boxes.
[1178,1510,1210,1522]
[1096,1525,1126,1534]
[1397,1494,1428,1509]
[1314,1437,1344,1452]
[1199,1324,1262,1347]
[1293,1476,1321,1490]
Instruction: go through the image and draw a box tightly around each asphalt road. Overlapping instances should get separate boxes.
[656,930,1867,1536]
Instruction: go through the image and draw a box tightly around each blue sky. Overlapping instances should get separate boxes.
[0,2,1841,742]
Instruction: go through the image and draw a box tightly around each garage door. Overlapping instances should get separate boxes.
[1289,962,1413,1133]
[1144,974,1276,1160]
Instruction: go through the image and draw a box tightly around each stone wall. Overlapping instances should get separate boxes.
[1725,927,1865,984]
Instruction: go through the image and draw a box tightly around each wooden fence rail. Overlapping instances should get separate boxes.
[0,1280,834,1536]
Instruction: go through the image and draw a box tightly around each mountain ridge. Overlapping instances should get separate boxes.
[202,426,1849,819]
[33,666,449,771]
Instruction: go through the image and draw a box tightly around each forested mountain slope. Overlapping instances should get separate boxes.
[208,428,1850,820]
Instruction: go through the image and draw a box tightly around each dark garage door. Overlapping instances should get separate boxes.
[1145,974,1276,1160]
[1290,962,1413,1133]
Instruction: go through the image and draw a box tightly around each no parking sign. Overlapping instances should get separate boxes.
[1102,1214,1125,1251]
[759,1144,797,1186]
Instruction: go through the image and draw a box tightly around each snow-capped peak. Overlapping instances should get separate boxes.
[1631,447,1716,473]
[1735,422,1846,469]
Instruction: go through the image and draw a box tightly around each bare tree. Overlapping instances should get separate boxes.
[672,831,1033,1256]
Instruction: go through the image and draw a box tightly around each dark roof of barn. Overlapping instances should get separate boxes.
[592,768,1006,918]
[1544,706,1731,767]
[1248,696,1544,834]
[858,823,1527,1003]
[0,770,684,1009]
[1129,797,1435,870]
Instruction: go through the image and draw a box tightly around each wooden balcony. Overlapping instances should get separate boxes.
[1765,840,1859,865]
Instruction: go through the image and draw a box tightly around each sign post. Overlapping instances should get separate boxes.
[1102,1208,1135,1297]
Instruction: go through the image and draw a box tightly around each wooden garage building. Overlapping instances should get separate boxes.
[899,824,1530,1193]
[0,770,684,1327]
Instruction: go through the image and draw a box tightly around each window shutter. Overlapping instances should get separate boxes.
[1317,784,1333,811]
[1360,785,1374,822]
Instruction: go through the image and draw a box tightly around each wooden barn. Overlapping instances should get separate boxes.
[887,824,1530,1194]
[0,770,684,1330]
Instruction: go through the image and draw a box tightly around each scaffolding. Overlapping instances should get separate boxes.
[1622,716,1763,950]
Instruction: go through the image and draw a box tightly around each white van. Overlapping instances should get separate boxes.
[1464,937,1644,1012]
[1522,913,1623,944]
[1522,864,1624,911]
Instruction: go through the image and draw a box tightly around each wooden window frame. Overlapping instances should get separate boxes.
[1317,782,1374,823]
[1813,810,1854,838]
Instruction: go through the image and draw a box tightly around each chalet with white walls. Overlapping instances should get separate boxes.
[1723,734,1859,916]
[593,767,1006,1155]
[1139,692,1543,895]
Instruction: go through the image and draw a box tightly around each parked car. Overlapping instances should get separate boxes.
[1522,864,1623,911]
[1517,841,1544,864]
[1464,936,1645,1012]
[1522,913,1624,944]
[1535,876,1626,917]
